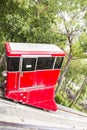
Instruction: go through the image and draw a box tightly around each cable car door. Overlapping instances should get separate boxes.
[19,56,36,89]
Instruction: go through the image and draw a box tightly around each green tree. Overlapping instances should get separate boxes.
[54,0,87,94]
[79,33,87,53]
[0,0,60,44]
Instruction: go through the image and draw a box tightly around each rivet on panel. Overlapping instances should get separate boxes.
[23,96,26,99]
[20,93,23,96]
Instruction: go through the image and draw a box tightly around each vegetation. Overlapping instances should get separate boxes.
[0,0,87,112]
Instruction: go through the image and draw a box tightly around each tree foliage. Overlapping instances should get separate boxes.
[0,0,60,44]
[54,0,87,94]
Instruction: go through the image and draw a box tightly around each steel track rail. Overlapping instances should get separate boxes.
[58,105,87,118]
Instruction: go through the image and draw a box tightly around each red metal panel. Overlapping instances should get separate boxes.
[35,70,60,87]
[6,91,27,103]
[6,87,58,111]
[5,70,59,111]
[6,70,60,90]
[6,72,19,91]
[19,70,60,89]
[27,87,58,111]
[20,72,35,88]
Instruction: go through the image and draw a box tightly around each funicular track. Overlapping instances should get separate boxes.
[0,88,87,130]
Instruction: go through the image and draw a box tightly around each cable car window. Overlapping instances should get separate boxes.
[22,58,36,71]
[7,57,20,71]
[36,57,55,70]
[54,57,64,69]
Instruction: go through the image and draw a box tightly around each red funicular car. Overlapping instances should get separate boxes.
[4,42,65,111]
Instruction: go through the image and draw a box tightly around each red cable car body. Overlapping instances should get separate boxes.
[4,42,65,111]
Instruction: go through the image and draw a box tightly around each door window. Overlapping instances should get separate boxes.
[22,58,36,71]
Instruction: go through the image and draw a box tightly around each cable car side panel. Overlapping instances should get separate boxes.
[6,72,19,91]
[6,87,57,111]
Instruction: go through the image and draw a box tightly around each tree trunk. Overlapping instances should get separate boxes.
[55,52,72,94]
[0,54,4,68]
[69,76,87,107]
[55,17,73,95]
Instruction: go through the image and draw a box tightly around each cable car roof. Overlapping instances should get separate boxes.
[5,42,65,56]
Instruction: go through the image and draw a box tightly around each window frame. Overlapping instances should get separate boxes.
[6,55,64,72]
[20,55,64,72]
[20,55,53,72]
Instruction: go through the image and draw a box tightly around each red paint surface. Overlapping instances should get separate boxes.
[5,70,59,111]
[6,87,58,111]
[20,72,35,88]
[20,70,60,88]
[6,72,19,91]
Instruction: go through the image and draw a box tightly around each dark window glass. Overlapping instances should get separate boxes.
[7,57,20,71]
[22,58,36,71]
[36,57,55,70]
[54,57,64,69]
